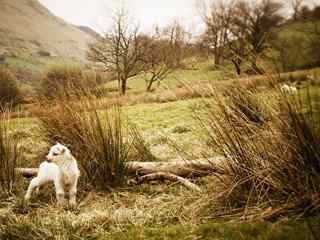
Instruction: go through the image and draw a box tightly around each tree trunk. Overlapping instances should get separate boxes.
[214,52,221,68]
[121,77,127,95]
[232,59,242,75]
[146,76,156,92]
[16,157,226,178]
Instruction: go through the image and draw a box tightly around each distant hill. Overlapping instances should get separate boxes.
[76,26,101,40]
[0,0,96,61]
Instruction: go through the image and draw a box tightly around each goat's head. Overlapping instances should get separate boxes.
[46,143,72,163]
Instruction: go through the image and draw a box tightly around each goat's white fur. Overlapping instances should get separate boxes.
[24,143,80,206]
[280,84,297,95]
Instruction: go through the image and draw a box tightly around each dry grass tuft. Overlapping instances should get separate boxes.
[38,92,130,188]
[0,107,22,196]
[197,81,320,218]
[37,88,155,189]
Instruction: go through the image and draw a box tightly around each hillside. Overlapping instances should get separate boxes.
[76,25,102,40]
[0,0,95,61]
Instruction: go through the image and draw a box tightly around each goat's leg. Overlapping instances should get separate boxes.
[35,186,40,195]
[69,178,78,206]
[53,179,65,206]
[25,177,43,201]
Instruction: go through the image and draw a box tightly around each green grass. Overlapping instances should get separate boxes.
[6,56,75,75]
[1,214,318,240]
[107,218,319,240]
[103,59,229,92]
[125,98,211,159]
[11,98,207,162]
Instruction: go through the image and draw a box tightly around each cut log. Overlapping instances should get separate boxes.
[126,156,226,177]
[15,168,38,178]
[137,172,202,192]
[15,156,226,178]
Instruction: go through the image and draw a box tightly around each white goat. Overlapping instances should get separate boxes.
[280,84,297,95]
[25,143,80,206]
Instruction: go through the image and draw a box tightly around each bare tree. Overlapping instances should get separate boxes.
[199,0,235,68]
[199,0,284,75]
[142,39,175,92]
[162,21,189,67]
[224,1,252,75]
[234,0,284,73]
[88,9,146,95]
[290,0,304,21]
[141,24,186,92]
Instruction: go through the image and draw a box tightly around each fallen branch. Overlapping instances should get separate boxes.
[126,156,226,177]
[16,156,226,179]
[15,168,38,178]
[137,172,202,192]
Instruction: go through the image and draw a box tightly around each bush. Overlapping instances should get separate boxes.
[0,55,5,64]
[38,65,100,100]
[0,67,21,107]
[37,50,51,57]
[198,82,320,217]
[0,107,22,196]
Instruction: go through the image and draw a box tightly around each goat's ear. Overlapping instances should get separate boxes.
[61,148,66,154]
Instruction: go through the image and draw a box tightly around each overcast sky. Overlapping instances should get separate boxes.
[39,0,319,36]
[38,0,202,35]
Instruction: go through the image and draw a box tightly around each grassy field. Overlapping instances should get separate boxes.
[103,59,235,93]
[1,58,320,239]
[10,98,209,166]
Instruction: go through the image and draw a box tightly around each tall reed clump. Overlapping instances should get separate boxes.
[0,107,22,196]
[38,95,131,188]
[198,83,320,217]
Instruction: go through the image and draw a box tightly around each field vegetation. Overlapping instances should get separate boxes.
[1,0,320,239]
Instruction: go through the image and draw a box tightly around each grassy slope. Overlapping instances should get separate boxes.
[6,56,72,75]
[272,20,320,70]
[104,59,234,92]
[0,0,94,61]
[0,0,96,89]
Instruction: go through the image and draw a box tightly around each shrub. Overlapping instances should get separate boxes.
[0,67,21,107]
[37,50,51,57]
[0,107,22,196]
[38,65,100,100]
[198,82,320,217]
[0,55,5,64]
